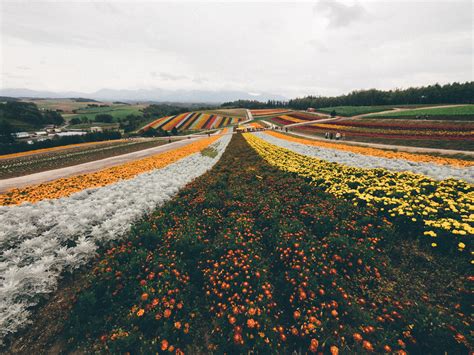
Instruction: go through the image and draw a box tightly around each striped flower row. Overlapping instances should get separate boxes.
[258,131,474,180]
[0,133,231,342]
[143,112,243,132]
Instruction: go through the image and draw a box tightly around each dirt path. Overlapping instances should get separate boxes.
[283,130,474,157]
[0,137,204,193]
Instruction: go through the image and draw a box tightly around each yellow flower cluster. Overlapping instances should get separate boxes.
[0,136,220,206]
[267,131,472,168]
[244,133,473,254]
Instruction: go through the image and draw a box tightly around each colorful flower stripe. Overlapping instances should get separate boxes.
[334,119,474,131]
[298,125,473,141]
[0,134,232,341]
[0,139,127,160]
[145,112,243,132]
[244,133,473,255]
[0,136,221,206]
[310,123,474,137]
[266,131,473,168]
[258,132,474,182]
[249,109,291,117]
[141,115,173,131]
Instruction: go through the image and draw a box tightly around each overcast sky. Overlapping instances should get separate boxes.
[1,0,472,98]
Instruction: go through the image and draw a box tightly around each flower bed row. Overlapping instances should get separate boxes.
[59,134,471,354]
[266,131,473,168]
[0,139,168,179]
[249,109,291,117]
[334,119,474,131]
[142,112,243,132]
[268,112,327,125]
[245,133,473,255]
[0,136,221,206]
[0,134,232,342]
[299,123,474,141]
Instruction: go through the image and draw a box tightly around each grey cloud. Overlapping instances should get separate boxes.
[314,0,367,28]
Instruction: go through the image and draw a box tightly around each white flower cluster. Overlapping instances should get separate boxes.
[0,134,231,342]
[254,132,474,183]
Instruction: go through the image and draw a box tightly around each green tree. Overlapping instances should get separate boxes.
[70,117,82,125]
[95,114,114,123]
[0,120,16,143]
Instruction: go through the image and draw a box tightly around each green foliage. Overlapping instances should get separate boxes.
[95,114,114,123]
[0,131,122,155]
[0,101,64,128]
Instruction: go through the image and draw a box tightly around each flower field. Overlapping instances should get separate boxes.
[246,132,473,254]
[297,119,474,144]
[1,132,472,353]
[249,109,292,117]
[0,139,169,179]
[267,112,327,126]
[0,134,231,341]
[13,133,468,354]
[142,112,244,132]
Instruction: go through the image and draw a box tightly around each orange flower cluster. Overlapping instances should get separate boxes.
[267,131,472,168]
[0,136,219,206]
[0,139,126,160]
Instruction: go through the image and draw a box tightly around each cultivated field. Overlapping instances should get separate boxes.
[0,104,472,353]
[0,138,168,179]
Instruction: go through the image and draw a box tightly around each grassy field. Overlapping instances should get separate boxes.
[26,99,102,114]
[315,105,438,117]
[65,104,147,122]
[366,105,474,119]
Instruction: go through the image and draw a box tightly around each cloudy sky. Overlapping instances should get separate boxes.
[1,0,472,98]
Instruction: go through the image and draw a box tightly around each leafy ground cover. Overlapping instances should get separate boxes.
[11,134,470,353]
[0,139,169,179]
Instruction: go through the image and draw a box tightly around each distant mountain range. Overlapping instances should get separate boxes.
[0,88,286,103]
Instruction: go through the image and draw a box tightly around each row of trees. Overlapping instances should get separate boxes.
[221,82,474,109]
[0,130,122,155]
[221,99,287,109]
[0,101,64,127]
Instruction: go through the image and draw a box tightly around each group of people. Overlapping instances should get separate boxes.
[324,131,344,140]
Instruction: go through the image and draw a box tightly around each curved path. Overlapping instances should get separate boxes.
[0,136,206,193]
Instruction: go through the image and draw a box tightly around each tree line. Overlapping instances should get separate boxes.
[0,101,64,127]
[221,82,474,109]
